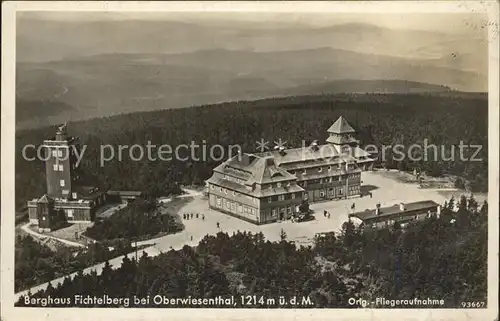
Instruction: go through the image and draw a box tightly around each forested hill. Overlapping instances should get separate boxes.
[15,93,488,211]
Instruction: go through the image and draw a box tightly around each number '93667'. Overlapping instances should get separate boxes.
[461,301,486,308]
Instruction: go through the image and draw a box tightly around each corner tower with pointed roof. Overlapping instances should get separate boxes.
[326,116,360,147]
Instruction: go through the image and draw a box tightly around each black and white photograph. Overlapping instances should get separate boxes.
[1,1,498,320]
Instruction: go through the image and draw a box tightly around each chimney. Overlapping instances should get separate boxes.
[437,205,441,217]
[375,208,380,215]
[399,203,405,212]
[279,146,286,156]
[311,141,319,151]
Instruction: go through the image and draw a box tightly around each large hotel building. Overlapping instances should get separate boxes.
[206,116,375,224]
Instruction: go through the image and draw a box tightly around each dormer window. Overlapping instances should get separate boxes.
[277,182,282,188]
[318,167,323,173]
[328,166,332,171]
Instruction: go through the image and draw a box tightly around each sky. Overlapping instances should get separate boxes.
[17,11,489,36]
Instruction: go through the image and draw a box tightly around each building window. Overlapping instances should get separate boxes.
[338,188,343,195]
[303,169,307,175]
[320,191,325,197]
[60,179,65,187]
[233,191,236,196]
[277,182,282,188]
[268,197,272,203]
[67,209,74,218]
[272,208,277,217]
[238,205,243,213]
[329,177,333,183]
[58,164,64,171]
[211,185,215,190]
[328,166,332,171]
[58,150,63,157]
[224,188,228,194]
[339,176,342,181]
[72,192,77,199]
[53,164,58,171]
[278,195,284,201]
[291,193,296,199]
[219,187,223,192]
[318,167,323,172]
[216,197,222,207]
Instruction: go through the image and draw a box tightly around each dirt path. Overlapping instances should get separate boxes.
[20,223,86,248]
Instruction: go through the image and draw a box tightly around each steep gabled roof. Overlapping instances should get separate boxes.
[38,194,53,203]
[214,153,296,185]
[327,116,356,134]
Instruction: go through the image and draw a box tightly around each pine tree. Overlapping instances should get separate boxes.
[459,195,468,211]
[467,195,478,213]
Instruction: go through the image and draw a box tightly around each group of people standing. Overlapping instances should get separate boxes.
[182,213,205,220]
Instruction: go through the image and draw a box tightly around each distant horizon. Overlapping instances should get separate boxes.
[17,11,488,36]
[14,9,490,128]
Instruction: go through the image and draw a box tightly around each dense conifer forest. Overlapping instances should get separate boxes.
[15,235,134,292]
[15,93,488,212]
[17,196,488,308]
[84,199,184,241]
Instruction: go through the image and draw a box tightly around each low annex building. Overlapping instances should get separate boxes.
[206,116,376,224]
[348,200,441,229]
